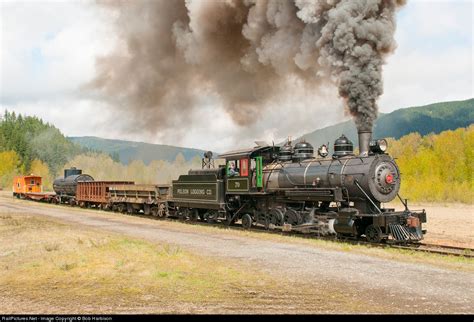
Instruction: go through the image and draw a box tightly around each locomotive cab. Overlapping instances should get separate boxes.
[219,144,278,194]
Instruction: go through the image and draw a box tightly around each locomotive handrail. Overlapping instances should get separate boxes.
[397,194,409,211]
[353,180,382,214]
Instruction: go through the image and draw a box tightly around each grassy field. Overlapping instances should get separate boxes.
[1,201,472,313]
[0,211,382,314]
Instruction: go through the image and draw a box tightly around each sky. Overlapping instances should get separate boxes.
[1,0,473,152]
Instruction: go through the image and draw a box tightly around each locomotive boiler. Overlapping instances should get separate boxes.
[264,132,400,214]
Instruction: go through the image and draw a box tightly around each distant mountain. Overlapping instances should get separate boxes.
[68,136,207,165]
[293,98,474,149]
[70,99,473,165]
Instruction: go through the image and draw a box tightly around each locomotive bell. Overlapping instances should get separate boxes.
[317,144,329,158]
[333,135,354,158]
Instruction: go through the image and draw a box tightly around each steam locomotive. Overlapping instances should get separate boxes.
[39,130,426,243]
[171,130,426,243]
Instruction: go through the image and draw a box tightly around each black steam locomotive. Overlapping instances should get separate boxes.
[171,130,426,243]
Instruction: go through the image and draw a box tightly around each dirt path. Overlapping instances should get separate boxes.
[1,194,473,313]
[387,201,474,248]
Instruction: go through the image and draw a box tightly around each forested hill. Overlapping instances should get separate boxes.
[388,125,473,203]
[68,136,207,165]
[294,98,474,148]
[0,111,203,189]
[0,111,83,174]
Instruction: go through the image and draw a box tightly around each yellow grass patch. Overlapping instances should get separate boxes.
[0,212,375,314]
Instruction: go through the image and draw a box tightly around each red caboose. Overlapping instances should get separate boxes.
[12,175,57,202]
[13,175,42,196]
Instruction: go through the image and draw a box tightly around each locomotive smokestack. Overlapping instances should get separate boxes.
[358,130,372,156]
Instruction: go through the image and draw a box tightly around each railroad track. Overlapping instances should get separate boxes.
[391,243,474,258]
[5,197,474,259]
[242,225,474,258]
[107,209,474,259]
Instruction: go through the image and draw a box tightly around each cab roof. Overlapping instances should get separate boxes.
[218,145,277,160]
[16,175,42,179]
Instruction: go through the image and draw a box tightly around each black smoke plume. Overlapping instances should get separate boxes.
[91,0,405,134]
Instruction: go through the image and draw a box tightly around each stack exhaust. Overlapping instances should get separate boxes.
[358,130,372,156]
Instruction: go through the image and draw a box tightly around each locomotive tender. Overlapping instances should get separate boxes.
[19,130,426,243]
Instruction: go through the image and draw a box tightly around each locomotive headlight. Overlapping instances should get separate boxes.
[369,139,388,154]
[378,139,387,152]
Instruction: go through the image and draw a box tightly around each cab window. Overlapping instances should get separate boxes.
[227,160,240,177]
[240,158,249,176]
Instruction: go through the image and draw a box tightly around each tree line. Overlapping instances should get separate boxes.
[0,111,82,188]
[0,111,203,190]
[386,124,473,204]
[1,111,472,203]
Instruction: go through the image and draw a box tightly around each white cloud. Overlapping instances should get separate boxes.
[380,46,473,111]
[379,0,473,112]
[0,0,114,102]
[1,0,472,152]
[0,97,118,138]
[409,0,472,38]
